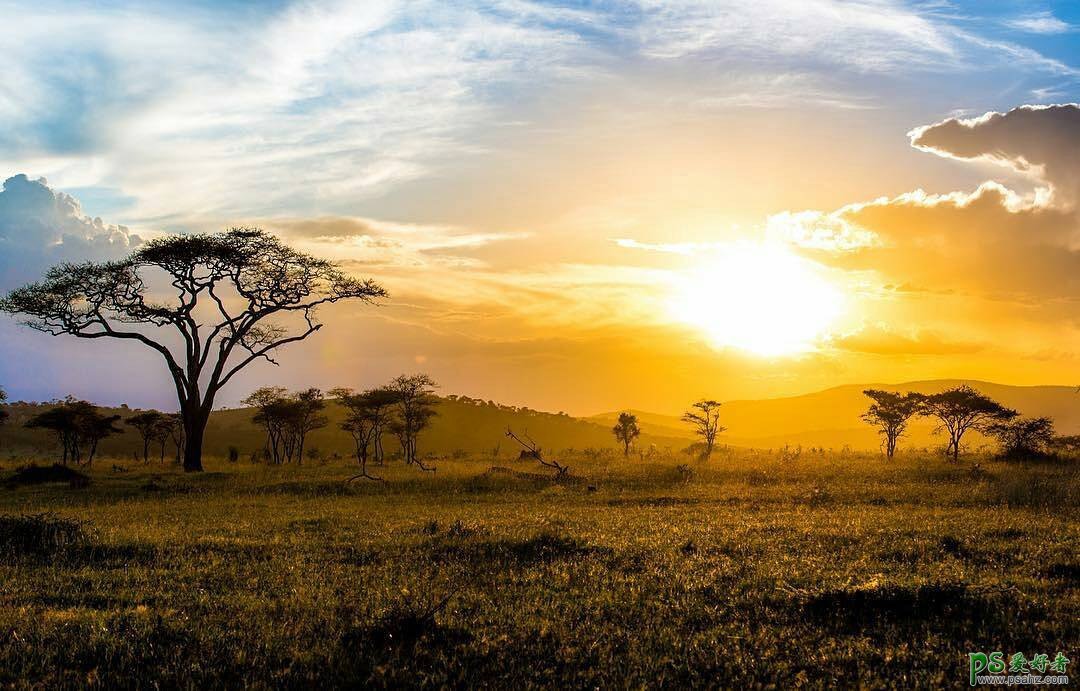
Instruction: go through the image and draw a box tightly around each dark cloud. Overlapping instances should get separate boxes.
[909,104,1080,204]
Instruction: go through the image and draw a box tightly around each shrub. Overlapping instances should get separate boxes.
[0,513,88,558]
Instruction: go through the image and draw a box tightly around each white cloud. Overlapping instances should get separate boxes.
[632,0,959,71]
[0,174,140,286]
[1005,12,1071,35]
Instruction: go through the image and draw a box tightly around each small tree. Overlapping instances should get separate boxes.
[126,411,167,463]
[986,416,1055,459]
[332,387,390,482]
[861,390,922,459]
[25,405,80,464]
[80,407,123,465]
[681,399,725,460]
[244,386,289,464]
[387,374,438,471]
[290,388,327,465]
[25,397,121,466]
[0,385,8,430]
[612,412,641,457]
[918,385,1016,462]
[1,228,386,472]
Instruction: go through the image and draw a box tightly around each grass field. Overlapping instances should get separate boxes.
[0,450,1076,688]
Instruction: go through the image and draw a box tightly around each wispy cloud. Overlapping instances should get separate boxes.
[1005,11,1071,35]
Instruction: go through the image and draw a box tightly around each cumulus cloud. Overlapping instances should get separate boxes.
[770,105,1080,310]
[909,104,1080,205]
[0,174,140,286]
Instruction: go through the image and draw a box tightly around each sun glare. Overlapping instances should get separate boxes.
[669,243,845,357]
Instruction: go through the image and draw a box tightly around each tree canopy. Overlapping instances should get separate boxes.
[1,228,385,471]
[861,389,922,459]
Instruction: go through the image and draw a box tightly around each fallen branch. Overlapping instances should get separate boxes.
[505,427,570,478]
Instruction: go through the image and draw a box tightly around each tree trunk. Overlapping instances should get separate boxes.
[183,410,206,472]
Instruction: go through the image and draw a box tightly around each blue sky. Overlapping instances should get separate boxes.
[2,0,1077,226]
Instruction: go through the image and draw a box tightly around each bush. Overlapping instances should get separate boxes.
[0,513,88,558]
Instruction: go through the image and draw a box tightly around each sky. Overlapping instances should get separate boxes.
[1,0,1080,415]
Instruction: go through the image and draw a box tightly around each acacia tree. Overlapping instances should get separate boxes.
[244,386,289,464]
[612,412,641,457]
[682,399,725,460]
[0,386,8,430]
[1,228,386,471]
[332,387,392,481]
[861,390,922,459]
[127,410,167,463]
[919,385,1016,462]
[387,374,438,471]
[290,388,327,464]
[151,414,178,464]
[986,416,1055,459]
[25,397,121,466]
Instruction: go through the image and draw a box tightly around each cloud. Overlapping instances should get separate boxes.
[830,324,982,356]
[632,0,959,71]
[1005,12,1071,35]
[3,1,1077,228]
[909,104,1080,205]
[0,174,140,287]
[773,105,1080,337]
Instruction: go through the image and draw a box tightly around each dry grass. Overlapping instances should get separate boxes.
[0,450,1075,687]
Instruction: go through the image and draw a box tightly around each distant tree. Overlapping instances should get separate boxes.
[386,374,438,471]
[126,411,167,463]
[244,386,290,464]
[25,405,79,464]
[331,386,395,467]
[333,387,388,482]
[860,390,922,459]
[80,406,123,466]
[681,399,725,460]
[0,385,8,429]
[290,388,327,465]
[150,414,180,464]
[918,385,1017,462]
[0,228,386,472]
[986,416,1055,459]
[612,412,641,457]
[25,397,121,466]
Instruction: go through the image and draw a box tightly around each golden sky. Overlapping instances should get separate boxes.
[1,2,1079,414]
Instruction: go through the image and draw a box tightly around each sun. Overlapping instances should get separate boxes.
[668,242,845,357]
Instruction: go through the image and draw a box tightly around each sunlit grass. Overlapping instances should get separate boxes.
[0,450,1075,687]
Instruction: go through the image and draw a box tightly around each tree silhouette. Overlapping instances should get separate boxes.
[612,412,641,457]
[0,228,386,472]
[290,388,328,465]
[126,411,167,463]
[918,385,1016,462]
[681,399,725,460]
[986,416,1054,459]
[332,387,396,482]
[25,397,121,466]
[860,390,922,459]
[387,374,438,471]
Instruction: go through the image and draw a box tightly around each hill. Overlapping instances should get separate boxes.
[592,379,1080,451]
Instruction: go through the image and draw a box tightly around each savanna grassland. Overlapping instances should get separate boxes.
[0,450,1077,689]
